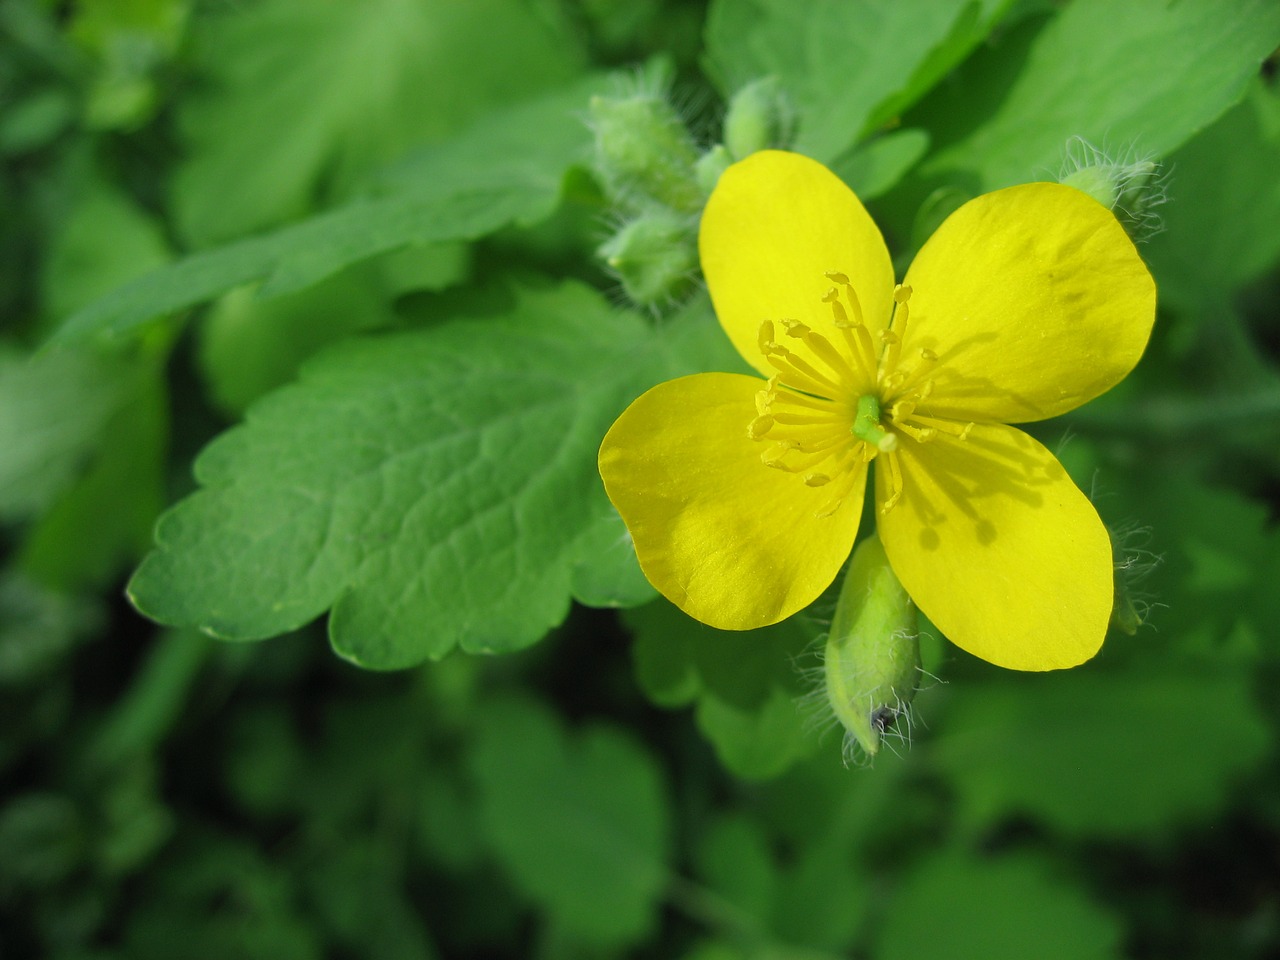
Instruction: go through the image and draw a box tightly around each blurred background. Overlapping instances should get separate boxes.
[2,1,1279,958]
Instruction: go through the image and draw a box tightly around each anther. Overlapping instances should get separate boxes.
[804,473,831,487]
[748,415,774,439]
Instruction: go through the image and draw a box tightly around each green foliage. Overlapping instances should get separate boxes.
[129,284,736,667]
[470,696,672,946]
[5,0,1280,957]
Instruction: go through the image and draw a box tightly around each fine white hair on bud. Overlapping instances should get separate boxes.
[1058,136,1170,242]
[820,533,921,763]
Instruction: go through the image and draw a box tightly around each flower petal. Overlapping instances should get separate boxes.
[599,372,864,629]
[700,150,895,387]
[876,423,1112,670]
[901,183,1156,423]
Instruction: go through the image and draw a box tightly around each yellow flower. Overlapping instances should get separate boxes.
[599,151,1156,670]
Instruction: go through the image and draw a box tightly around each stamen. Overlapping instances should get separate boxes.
[757,322,845,397]
[782,319,860,386]
[892,421,936,443]
[905,414,973,439]
[877,285,913,385]
[824,272,865,327]
[880,450,904,514]
[748,415,774,439]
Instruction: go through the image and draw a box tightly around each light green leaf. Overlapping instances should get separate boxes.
[39,176,171,329]
[876,848,1124,960]
[197,266,398,416]
[923,0,1280,189]
[50,77,606,349]
[830,128,931,201]
[703,0,1013,162]
[469,696,671,948]
[128,283,735,667]
[1146,80,1280,308]
[929,665,1272,837]
[173,0,583,245]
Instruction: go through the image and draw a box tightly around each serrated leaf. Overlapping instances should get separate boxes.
[703,0,1013,162]
[923,0,1280,189]
[128,283,736,667]
[929,666,1271,838]
[876,849,1124,960]
[469,696,671,947]
[173,0,583,245]
[50,77,607,348]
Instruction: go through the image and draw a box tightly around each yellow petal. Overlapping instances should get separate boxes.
[700,150,894,388]
[599,373,864,629]
[901,183,1156,423]
[876,423,1112,670]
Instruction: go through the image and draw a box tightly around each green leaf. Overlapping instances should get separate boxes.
[17,359,167,590]
[1145,80,1280,309]
[829,128,931,201]
[627,598,818,778]
[928,665,1272,838]
[39,175,171,329]
[922,0,1280,189]
[196,266,398,416]
[468,696,671,948]
[128,283,736,667]
[50,77,607,349]
[876,848,1124,960]
[703,0,1013,162]
[172,0,584,245]
[0,346,158,520]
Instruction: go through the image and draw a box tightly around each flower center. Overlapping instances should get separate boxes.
[748,271,975,518]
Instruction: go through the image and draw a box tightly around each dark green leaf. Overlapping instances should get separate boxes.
[876,849,1124,960]
[929,665,1272,837]
[469,696,671,947]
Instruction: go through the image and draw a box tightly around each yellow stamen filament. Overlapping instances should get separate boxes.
[748,273,977,519]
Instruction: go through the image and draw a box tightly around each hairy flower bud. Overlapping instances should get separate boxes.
[1059,137,1167,241]
[598,209,698,308]
[723,76,797,160]
[590,91,702,213]
[823,534,920,760]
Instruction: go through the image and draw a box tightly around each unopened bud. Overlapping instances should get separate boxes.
[590,92,702,213]
[598,210,697,308]
[824,534,919,760]
[1109,523,1159,635]
[1059,137,1167,241]
[695,144,732,196]
[723,77,797,160]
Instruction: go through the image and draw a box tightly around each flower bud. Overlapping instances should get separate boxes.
[823,534,919,760]
[1109,523,1159,635]
[695,144,732,196]
[1059,137,1167,241]
[598,209,697,308]
[723,76,797,160]
[589,91,702,213]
